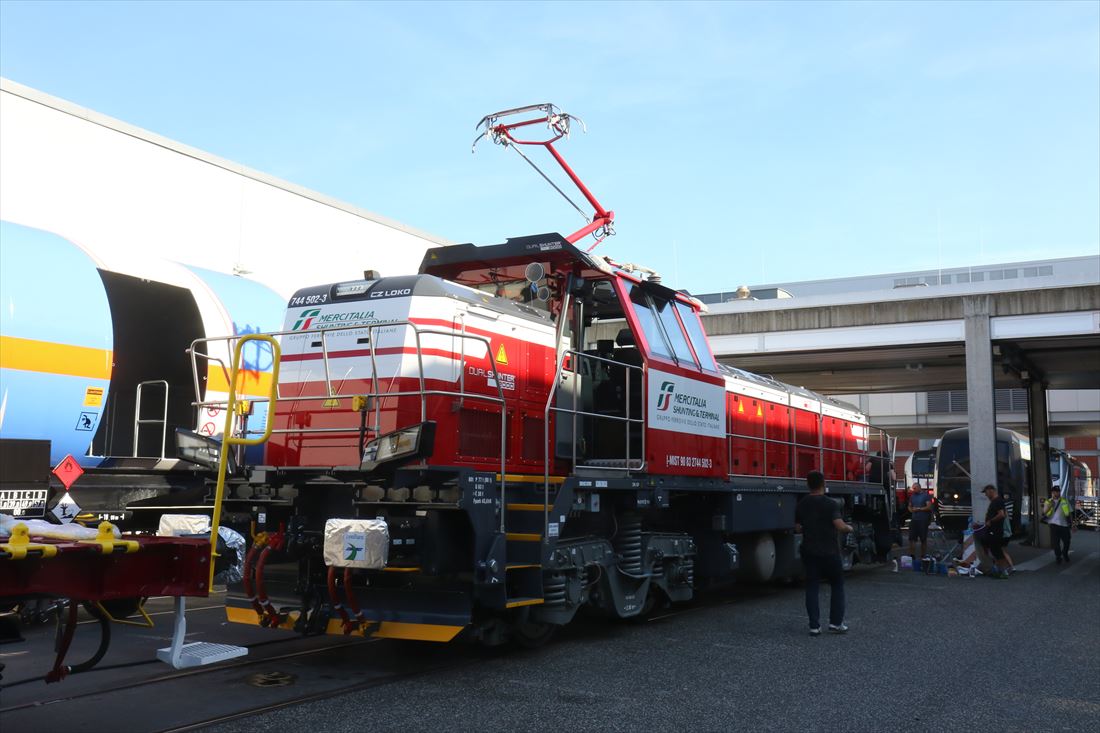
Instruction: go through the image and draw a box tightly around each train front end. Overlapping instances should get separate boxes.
[217,269,561,643]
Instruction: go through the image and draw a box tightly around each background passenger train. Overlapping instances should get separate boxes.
[1050,449,1093,499]
[904,447,936,492]
[933,427,1030,535]
[1050,449,1097,529]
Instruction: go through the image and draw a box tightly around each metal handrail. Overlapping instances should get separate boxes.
[208,334,281,592]
[188,351,232,409]
[132,380,169,459]
[189,320,510,532]
[723,424,889,485]
[546,349,647,468]
[543,347,646,537]
[188,321,507,432]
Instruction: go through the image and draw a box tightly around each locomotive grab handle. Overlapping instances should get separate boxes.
[207,334,282,591]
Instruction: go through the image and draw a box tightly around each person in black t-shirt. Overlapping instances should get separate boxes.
[795,470,854,636]
[866,451,897,490]
[976,484,1009,579]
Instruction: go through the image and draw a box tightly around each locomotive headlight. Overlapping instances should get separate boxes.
[336,280,375,297]
[360,422,436,471]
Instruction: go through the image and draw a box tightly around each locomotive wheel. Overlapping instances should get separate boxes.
[627,585,668,623]
[510,617,557,649]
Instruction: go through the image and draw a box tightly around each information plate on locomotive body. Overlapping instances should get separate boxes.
[647,367,727,439]
[0,488,49,517]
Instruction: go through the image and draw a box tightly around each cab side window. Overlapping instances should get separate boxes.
[675,301,718,372]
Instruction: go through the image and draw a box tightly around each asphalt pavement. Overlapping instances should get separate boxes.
[209,530,1100,732]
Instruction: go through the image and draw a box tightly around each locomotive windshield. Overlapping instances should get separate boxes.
[653,294,697,367]
[675,300,718,372]
[910,450,935,478]
[628,284,713,370]
[628,286,674,360]
[938,437,970,479]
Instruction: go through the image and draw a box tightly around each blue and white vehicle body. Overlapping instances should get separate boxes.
[0,220,284,521]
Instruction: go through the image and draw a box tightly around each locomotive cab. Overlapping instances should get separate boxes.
[420,233,727,480]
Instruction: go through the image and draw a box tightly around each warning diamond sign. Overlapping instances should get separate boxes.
[51,492,81,523]
[52,454,84,490]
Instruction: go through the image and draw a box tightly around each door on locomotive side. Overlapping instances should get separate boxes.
[614,276,727,478]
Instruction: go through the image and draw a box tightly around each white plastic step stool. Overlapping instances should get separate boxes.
[156,596,248,669]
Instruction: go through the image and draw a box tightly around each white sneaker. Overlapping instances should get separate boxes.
[828,623,849,634]
[809,627,821,636]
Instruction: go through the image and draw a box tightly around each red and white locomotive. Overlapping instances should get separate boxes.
[197,106,893,645]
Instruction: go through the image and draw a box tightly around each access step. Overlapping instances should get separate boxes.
[156,641,248,669]
[505,597,545,609]
[158,596,248,669]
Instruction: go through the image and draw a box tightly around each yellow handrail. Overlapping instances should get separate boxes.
[207,334,281,591]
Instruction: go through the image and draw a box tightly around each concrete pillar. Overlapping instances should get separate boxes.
[1027,380,1052,547]
[964,297,997,525]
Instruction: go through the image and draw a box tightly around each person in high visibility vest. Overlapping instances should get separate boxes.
[1043,486,1075,564]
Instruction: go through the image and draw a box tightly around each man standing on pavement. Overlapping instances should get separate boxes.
[795,470,853,636]
[978,484,1009,579]
[908,482,934,562]
[1043,486,1074,564]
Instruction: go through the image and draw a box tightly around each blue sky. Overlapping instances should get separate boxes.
[1,0,1097,292]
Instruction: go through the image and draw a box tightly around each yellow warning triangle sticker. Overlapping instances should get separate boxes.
[738,402,744,414]
[495,344,509,365]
